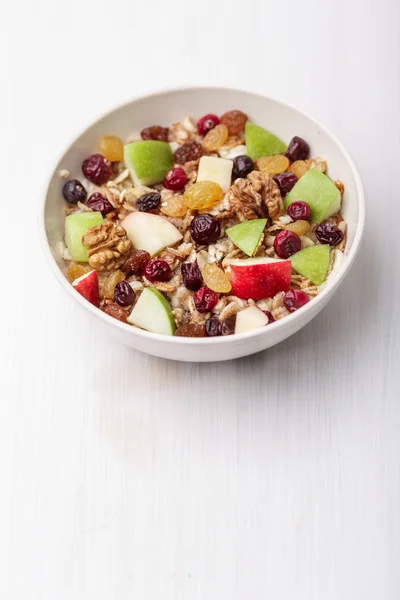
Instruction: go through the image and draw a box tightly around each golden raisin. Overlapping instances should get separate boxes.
[103,270,126,299]
[203,124,229,151]
[175,323,206,337]
[285,220,310,236]
[67,263,90,282]
[256,155,289,175]
[220,110,248,135]
[99,135,124,162]
[289,160,308,179]
[161,195,187,217]
[102,301,128,323]
[184,181,224,210]
[202,263,232,293]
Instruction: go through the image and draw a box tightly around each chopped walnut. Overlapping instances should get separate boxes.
[152,281,177,293]
[334,180,345,197]
[82,221,132,272]
[247,171,284,220]
[306,157,327,173]
[228,178,266,221]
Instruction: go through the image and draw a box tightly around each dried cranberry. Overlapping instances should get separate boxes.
[190,214,221,245]
[181,262,203,291]
[122,250,151,276]
[82,153,113,185]
[285,136,310,162]
[205,316,222,336]
[287,201,311,221]
[221,315,236,335]
[141,126,169,142]
[114,281,135,307]
[137,192,161,212]
[163,168,188,191]
[273,172,298,196]
[315,222,344,246]
[197,113,220,135]
[144,259,171,282]
[263,310,275,324]
[274,230,301,258]
[175,323,206,337]
[174,141,204,164]
[193,287,218,313]
[283,289,309,312]
[62,179,87,204]
[86,192,113,214]
[232,155,254,179]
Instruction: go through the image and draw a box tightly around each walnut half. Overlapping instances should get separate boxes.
[228,171,284,222]
[82,221,132,272]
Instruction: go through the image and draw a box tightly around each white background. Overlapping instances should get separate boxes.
[1,0,400,598]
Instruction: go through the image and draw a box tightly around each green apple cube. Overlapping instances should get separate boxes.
[291,244,330,285]
[128,287,176,335]
[245,122,287,160]
[65,211,103,262]
[226,219,267,256]
[285,168,341,222]
[124,141,173,186]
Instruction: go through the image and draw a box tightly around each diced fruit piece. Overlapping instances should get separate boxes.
[245,122,287,160]
[193,287,218,312]
[197,156,233,192]
[82,154,113,185]
[124,141,174,186]
[315,222,344,246]
[181,263,203,290]
[229,257,292,300]
[274,230,301,259]
[72,270,99,307]
[63,179,87,204]
[220,110,248,135]
[287,200,311,221]
[285,168,341,222]
[283,289,309,312]
[291,244,330,286]
[121,211,182,257]
[144,259,171,282]
[137,192,161,212]
[86,192,113,215]
[272,172,298,195]
[285,136,310,162]
[226,219,267,256]
[114,280,135,306]
[163,168,187,190]
[190,214,221,244]
[202,263,232,293]
[103,270,126,299]
[232,155,254,179]
[197,114,220,135]
[184,181,223,210]
[67,263,90,283]
[128,287,176,335]
[141,126,169,142]
[235,306,269,334]
[174,141,204,164]
[160,195,187,217]
[285,220,310,236]
[289,160,308,179]
[99,135,124,162]
[256,155,289,175]
[65,211,103,262]
[203,124,229,151]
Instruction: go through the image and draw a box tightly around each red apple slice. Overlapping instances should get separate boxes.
[72,270,100,307]
[229,257,292,300]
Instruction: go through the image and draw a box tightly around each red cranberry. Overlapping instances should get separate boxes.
[137,192,161,212]
[285,136,310,162]
[62,179,87,204]
[263,310,275,324]
[86,192,113,214]
[197,113,220,135]
[181,262,203,291]
[232,155,254,179]
[205,317,222,336]
[274,230,301,258]
[144,260,171,282]
[221,316,236,335]
[287,201,311,221]
[114,281,135,307]
[273,172,298,196]
[190,214,221,245]
[163,168,188,190]
[82,153,113,185]
[284,289,309,312]
[315,222,344,246]
[193,287,218,313]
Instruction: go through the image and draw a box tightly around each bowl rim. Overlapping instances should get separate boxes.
[40,85,365,345]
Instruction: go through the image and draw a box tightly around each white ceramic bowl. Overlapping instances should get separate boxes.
[42,87,365,362]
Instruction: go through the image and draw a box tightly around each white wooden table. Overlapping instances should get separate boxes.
[1,0,400,598]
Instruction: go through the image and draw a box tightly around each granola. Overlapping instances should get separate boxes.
[61,110,347,337]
